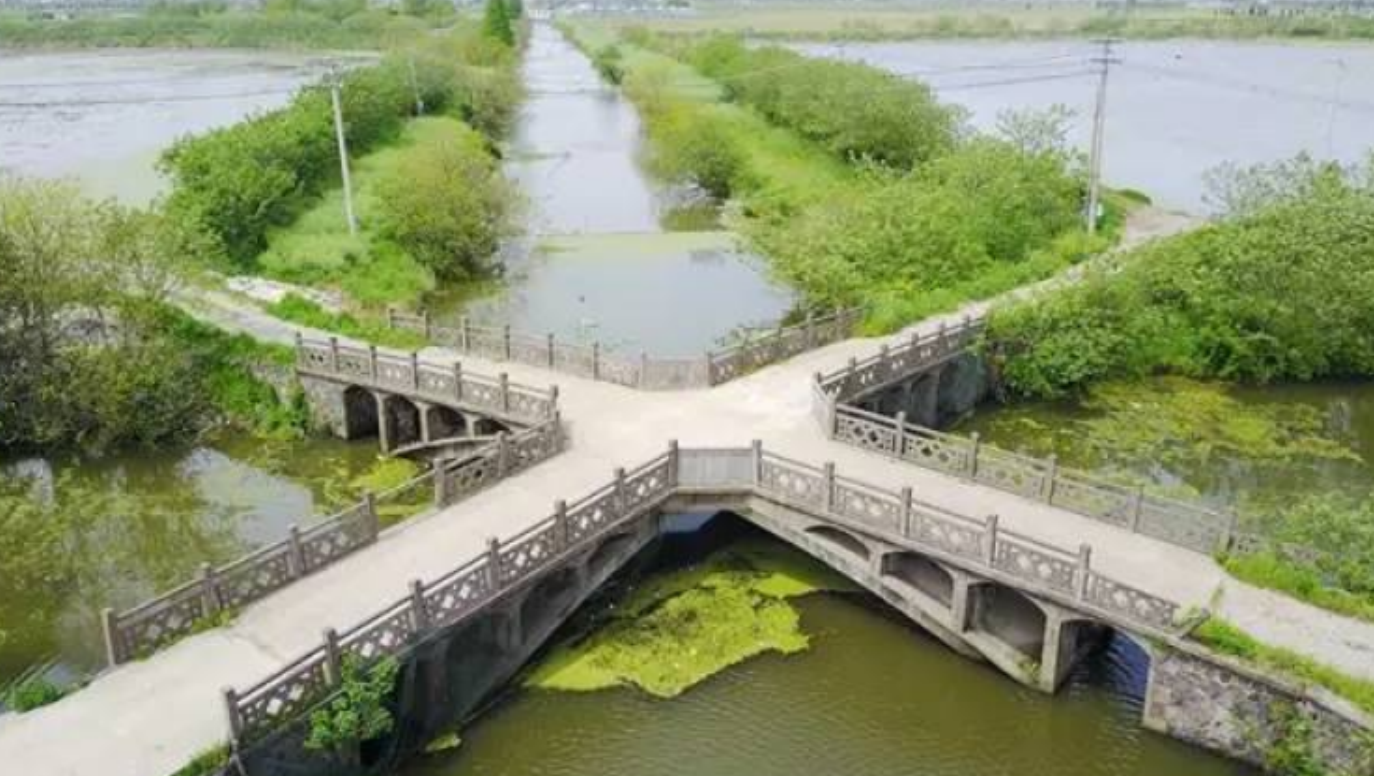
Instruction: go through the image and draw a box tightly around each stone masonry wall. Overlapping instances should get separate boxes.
[1144,643,1373,775]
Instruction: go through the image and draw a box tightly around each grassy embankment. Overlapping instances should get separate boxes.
[567,23,1134,334]
[600,3,1374,42]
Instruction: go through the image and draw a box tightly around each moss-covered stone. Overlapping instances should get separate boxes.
[525,539,850,698]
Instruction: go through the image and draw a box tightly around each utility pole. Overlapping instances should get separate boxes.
[329,67,358,237]
[1085,39,1120,235]
[407,56,425,117]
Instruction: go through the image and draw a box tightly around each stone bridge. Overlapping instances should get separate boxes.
[3,302,1372,776]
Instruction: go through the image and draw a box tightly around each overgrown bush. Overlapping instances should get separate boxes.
[987,156,1374,398]
[306,656,400,752]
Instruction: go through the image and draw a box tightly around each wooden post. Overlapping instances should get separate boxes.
[666,439,680,487]
[410,352,421,391]
[894,411,907,459]
[461,316,471,353]
[592,342,601,381]
[822,462,836,512]
[751,439,763,486]
[1042,454,1058,503]
[322,628,342,685]
[547,333,556,368]
[287,525,306,577]
[503,324,512,361]
[224,687,244,750]
[101,608,121,667]
[368,344,379,382]
[900,487,914,537]
[968,432,981,480]
[1128,485,1145,532]
[486,537,503,589]
[453,362,463,402]
[199,562,221,616]
[329,336,340,372]
[555,499,570,549]
[983,514,999,565]
[1075,544,1093,600]
[410,579,429,630]
[499,373,510,412]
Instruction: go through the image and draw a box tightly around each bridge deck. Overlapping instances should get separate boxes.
[4,295,1373,776]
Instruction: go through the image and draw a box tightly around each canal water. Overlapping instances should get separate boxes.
[0,433,383,687]
[436,24,793,357]
[795,39,1374,214]
[397,520,1253,776]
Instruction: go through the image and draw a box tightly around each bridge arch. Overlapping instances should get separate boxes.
[424,404,468,441]
[381,394,423,451]
[968,582,1048,663]
[880,550,954,607]
[804,524,872,560]
[472,416,512,437]
[520,567,581,643]
[342,385,379,440]
[587,531,637,581]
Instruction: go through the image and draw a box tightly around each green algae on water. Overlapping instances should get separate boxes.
[525,539,851,698]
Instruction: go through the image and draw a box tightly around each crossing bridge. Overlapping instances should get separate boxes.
[1,301,1371,776]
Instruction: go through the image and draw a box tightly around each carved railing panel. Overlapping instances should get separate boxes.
[758,459,826,511]
[912,510,985,561]
[300,506,373,572]
[1137,500,1228,553]
[1049,475,1135,529]
[341,600,418,664]
[834,408,899,457]
[1085,573,1179,631]
[424,560,491,628]
[832,477,901,533]
[972,450,1048,500]
[992,536,1077,594]
[899,427,971,476]
[236,650,331,741]
[217,547,296,611]
[498,523,558,586]
[567,486,618,543]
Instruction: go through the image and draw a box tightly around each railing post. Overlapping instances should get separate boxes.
[453,362,463,402]
[983,514,999,565]
[1219,510,1239,553]
[410,579,429,630]
[751,439,763,487]
[704,350,717,386]
[822,462,836,512]
[1128,485,1145,532]
[968,432,981,480]
[499,373,510,412]
[422,310,431,340]
[224,687,244,751]
[667,440,680,487]
[486,537,503,589]
[368,344,379,382]
[614,467,627,513]
[410,352,421,391]
[385,306,395,329]
[101,608,120,667]
[199,562,221,617]
[495,432,509,478]
[548,385,559,418]
[1041,454,1058,502]
[592,342,601,381]
[322,628,342,686]
[639,352,649,388]
[547,332,556,368]
[555,499,570,549]
[1075,544,1092,600]
[363,491,379,542]
[461,316,471,353]
[900,487,914,537]
[893,411,907,459]
[432,465,447,507]
[503,324,512,361]
[878,344,890,379]
[287,525,306,576]
[805,312,816,347]
[329,336,340,372]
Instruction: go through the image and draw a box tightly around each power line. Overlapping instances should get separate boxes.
[1121,60,1374,114]
[922,69,1099,92]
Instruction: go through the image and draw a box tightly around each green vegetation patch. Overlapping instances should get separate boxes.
[525,539,851,698]
[1192,618,1374,717]
[264,293,425,350]
[351,457,427,527]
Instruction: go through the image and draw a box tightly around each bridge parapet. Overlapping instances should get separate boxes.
[296,336,559,425]
[387,306,862,390]
[100,420,563,667]
[222,441,1189,755]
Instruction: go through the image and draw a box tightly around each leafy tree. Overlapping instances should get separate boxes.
[482,0,514,47]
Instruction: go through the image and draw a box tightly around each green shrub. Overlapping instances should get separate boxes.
[648,104,744,198]
[3,676,66,712]
[306,656,400,752]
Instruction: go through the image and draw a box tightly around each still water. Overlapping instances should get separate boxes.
[442,24,793,356]
[0,432,382,684]
[0,48,344,204]
[399,527,1251,776]
[796,39,1374,213]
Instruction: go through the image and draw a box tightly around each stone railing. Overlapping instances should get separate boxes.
[811,319,1240,556]
[295,336,559,425]
[387,307,862,390]
[100,421,563,667]
[223,442,1186,751]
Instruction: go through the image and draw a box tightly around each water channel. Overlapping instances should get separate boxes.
[795,39,1374,214]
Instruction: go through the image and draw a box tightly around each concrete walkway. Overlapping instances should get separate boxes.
[2,277,1372,776]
